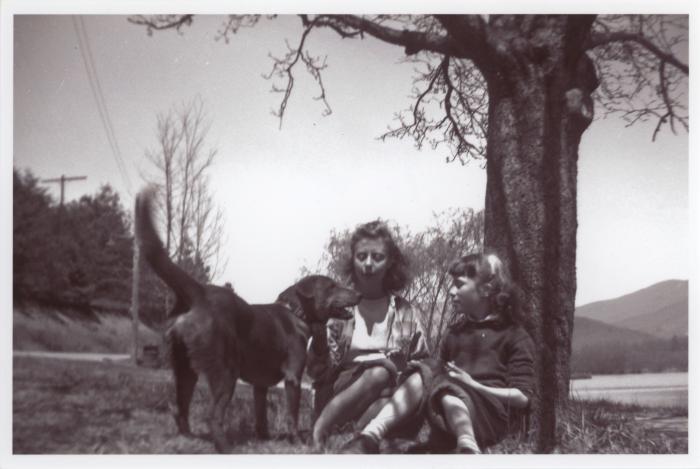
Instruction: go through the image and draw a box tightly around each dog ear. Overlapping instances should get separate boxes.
[295,279,315,302]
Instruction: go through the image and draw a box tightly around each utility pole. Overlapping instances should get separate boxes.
[131,196,141,366]
[41,174,88,206]
[41,175,87,233]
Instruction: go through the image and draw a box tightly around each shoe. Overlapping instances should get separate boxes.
[406,429,455,454]
[340,434,380,454]
[456,446,480,454]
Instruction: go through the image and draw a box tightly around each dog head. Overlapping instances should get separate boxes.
[279,275,360,324]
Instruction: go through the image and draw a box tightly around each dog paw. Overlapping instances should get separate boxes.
[174,417,192,436]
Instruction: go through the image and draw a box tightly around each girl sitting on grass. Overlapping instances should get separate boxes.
[341,251,536,454]
[307,220,429,447]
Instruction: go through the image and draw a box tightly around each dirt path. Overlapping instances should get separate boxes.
[13,350,131,362]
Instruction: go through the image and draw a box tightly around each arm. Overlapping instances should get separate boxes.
[445,361,530,409]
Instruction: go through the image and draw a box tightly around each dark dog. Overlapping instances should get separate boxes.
[135,187,360,452]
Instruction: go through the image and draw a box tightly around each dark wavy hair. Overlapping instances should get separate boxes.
[342,220,410,293]
[448,251,520,324]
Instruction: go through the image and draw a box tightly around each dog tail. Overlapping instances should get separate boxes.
[135,185,204,311]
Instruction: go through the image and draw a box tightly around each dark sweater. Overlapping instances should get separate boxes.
[439,318,536,399]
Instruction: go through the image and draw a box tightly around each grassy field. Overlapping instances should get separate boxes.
[12,356,688,455]
[13,306,161,353]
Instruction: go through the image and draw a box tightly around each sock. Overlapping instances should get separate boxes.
[360,404,396,443]
[360,372,424,443]
[456,434,481,454]
[441,393,481,454]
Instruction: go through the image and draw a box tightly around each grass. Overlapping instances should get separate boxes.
[13,356,688,455]
[13,306,161,353]
[491,398,687,454]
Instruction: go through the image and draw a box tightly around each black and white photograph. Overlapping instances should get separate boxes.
[2,1,695,467]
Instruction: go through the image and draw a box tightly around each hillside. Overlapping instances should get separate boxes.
[13,304,161,354]
[571,314,687,375]
[615,297,688,339]
[571,316,654,351]
[575,280,687,339]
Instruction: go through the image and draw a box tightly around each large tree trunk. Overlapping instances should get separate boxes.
[482,16,598,452]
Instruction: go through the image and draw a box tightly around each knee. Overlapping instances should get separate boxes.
[440,393,472,424]
[404,371,424,390]
[441,393,467,409]
[362,366,392,390]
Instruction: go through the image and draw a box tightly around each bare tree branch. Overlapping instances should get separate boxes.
[215,15,267,43]
[586,31,688,74]
[380,52,488,164]
[441,56,480,160]
[379,56,442,148]
[143,97,227,284]
[589,15,688,141]
[311,14,457,56]
[128,15,193,36]
[262,19,331,128]
[129,13,687,161]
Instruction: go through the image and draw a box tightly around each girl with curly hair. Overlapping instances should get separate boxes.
[341,251,536,454]
[308,220,429,447]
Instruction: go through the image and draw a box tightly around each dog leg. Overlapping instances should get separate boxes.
[207,370,237,453]
[253,386,270,440]
[170,335,198,435]
[284,379,302,442]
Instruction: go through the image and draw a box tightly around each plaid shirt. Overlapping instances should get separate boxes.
[307,294,429,384]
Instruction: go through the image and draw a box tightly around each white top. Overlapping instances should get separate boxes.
[347,298,395,362]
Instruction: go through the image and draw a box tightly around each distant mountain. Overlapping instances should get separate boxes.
[572,316,654,351]
[570,315,687,374]
[575,280,687,339]
[614,297,688,339]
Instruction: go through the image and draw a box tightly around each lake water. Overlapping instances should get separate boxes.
[570,372,688,408]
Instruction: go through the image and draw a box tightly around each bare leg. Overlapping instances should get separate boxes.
[360,371,424,441]
[313,366,392,446]
[441,394,480,454]
[254,386,270,439]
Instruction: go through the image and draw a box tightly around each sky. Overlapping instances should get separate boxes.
[7,13,690,307]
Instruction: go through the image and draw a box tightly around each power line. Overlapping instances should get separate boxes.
[71,15,133,196]
[77,16,130,188]
[72,16,131,193]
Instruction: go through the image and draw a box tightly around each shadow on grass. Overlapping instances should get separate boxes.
[12,356,688,454]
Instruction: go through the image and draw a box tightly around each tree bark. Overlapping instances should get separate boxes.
[482,15,597,452]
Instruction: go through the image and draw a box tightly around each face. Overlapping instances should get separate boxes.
[353,238,390,282]
[294,275,360,321]
[449,261,488,318]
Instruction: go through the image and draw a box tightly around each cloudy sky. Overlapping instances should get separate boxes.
[8,12,690,306]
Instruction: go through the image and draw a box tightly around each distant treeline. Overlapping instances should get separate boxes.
[15,166,488,346]
[12,168,206,325]
[571,335,688,375]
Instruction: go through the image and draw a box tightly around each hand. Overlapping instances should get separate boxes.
[386,348,407,369]
[445,361,477,387]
